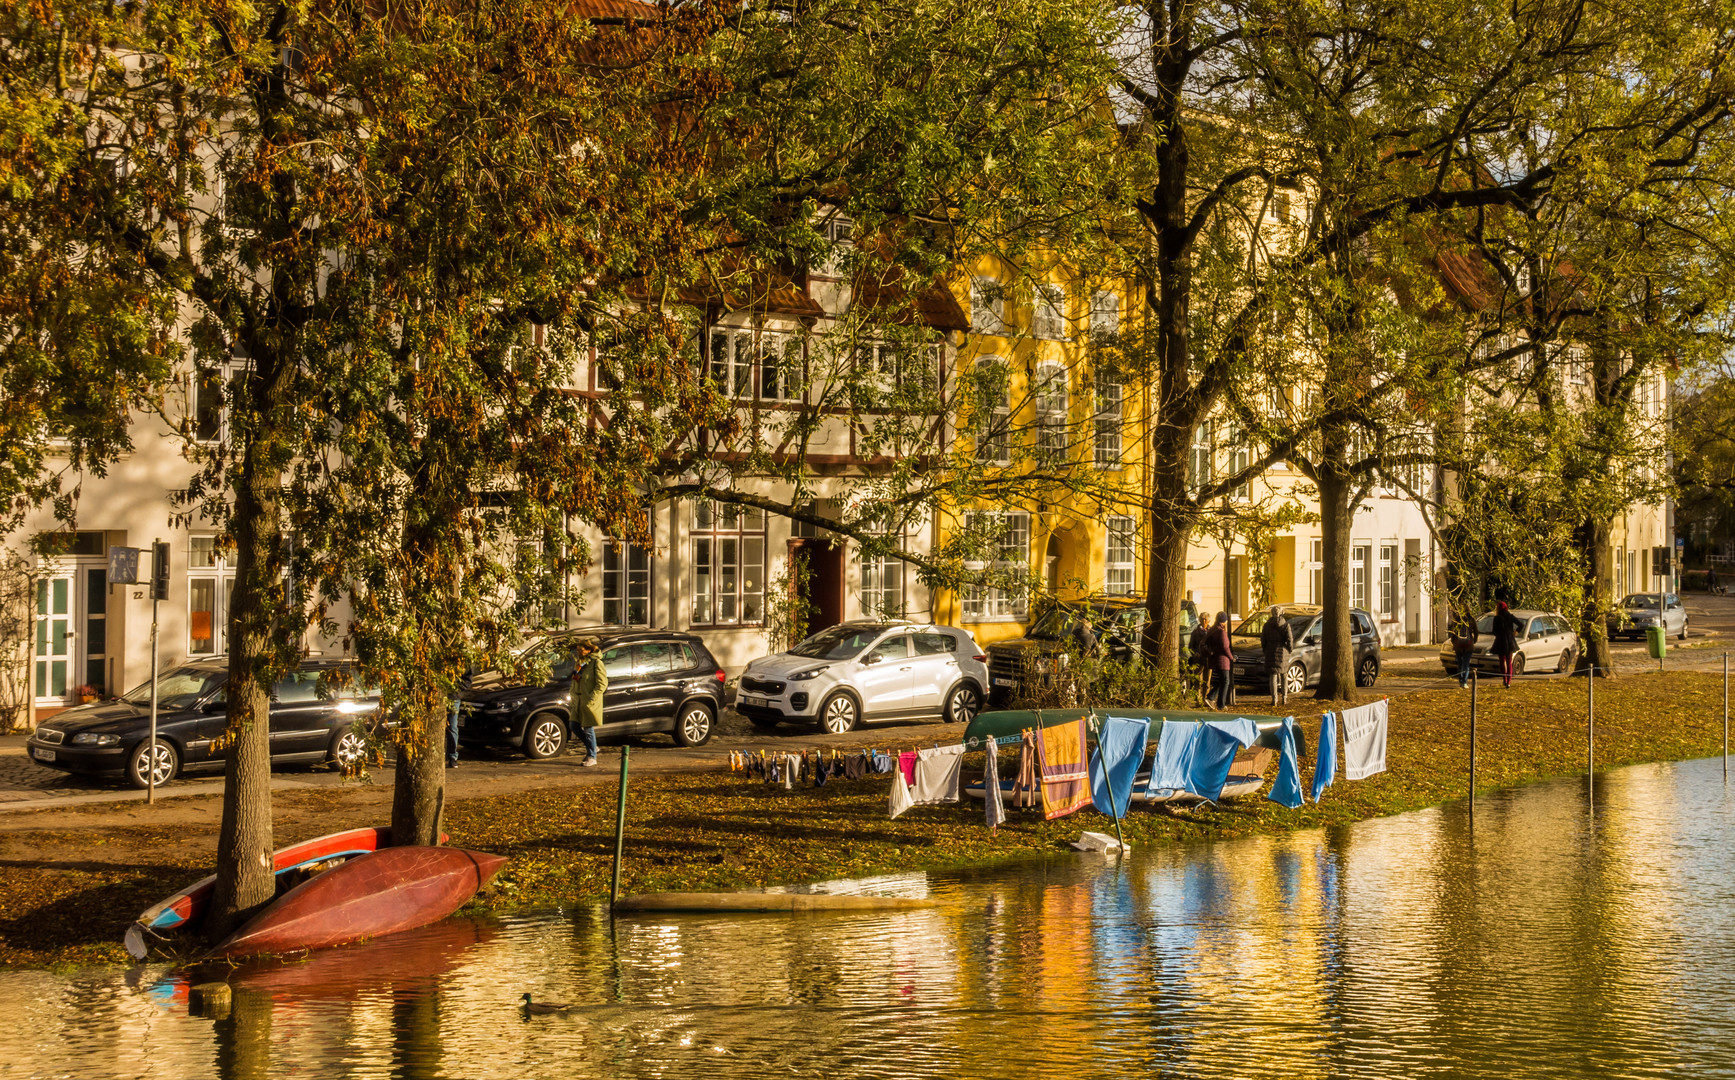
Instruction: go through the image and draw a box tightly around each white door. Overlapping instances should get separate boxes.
[856,634,915,715]
[33,572,74,706]
[906,631,959,711]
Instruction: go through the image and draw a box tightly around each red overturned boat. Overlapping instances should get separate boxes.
[207,845,506,959]
[124,826,503,961]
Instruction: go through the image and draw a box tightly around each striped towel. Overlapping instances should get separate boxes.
[1036,719,1092,821]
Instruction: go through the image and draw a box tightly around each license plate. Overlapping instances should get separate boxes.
[31,748,54,762]
[1234,666,1248,674]
[741,695,768,708]
[992,677,1015,688]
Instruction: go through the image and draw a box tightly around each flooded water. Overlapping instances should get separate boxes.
[7,755,1735,1079]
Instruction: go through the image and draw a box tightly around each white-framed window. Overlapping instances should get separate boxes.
[691,501,765,627]
[707,326,755,399]
[1090,290,1120,338]
[602,539,653,627]
[859,339,940,398]
[1034,361,1068,465]
[759,332,803,401]
[961,511,1029,620]
[970,277,1005,334]
[1105,516,1135,596]
[1272,190,1292,222]
[1094,366,1123,469]
[1033,284,1066,340]
[1188,423,1213,494]
[1351,543,1371,611]
[975,357,1010,465]
[188,535,236,655]
[1309,539,1324,605]
[192,359,246,444]
[1379,543,1397,617]
[860,534,906,620]
[1565,345,1587,386]
[1225,423,1250,501]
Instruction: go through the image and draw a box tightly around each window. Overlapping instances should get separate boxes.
[634,641,688,676]
[602,539,652,628]
[1566,345,1587,386]
[860,520,906,619]
[859,339,939,398]
[707,326,755,399]
[869,634,912,662]
[1094,367,1122,469]
[1034,361,1068,464]
[1090,291,1120,338]
[1033,284,1066,340]
[913,632,957,655]
[1350,544,1371,611]
[759,332,803,401]
[601,645,636,679]
[975,358,1010,465]
[1309,539,1324,605]
[1272,190,1292,222]
[1105,516,1135,596]
[193,362,245,444]
[971,277,1005,334]
[1379,544,1397,617]
[1225,423,1250,501]
[1188,423,1213,494]
[961,511,1030,620]
[188,535,236,656]
[272,671,325,704]
[691,502,765,626]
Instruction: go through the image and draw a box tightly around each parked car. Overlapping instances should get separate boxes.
[1438,609,1580,677]
[25,659,382,789]
[738,620,989,735]
[984,599,1199,705]
[1613,593,1689,640]
[458,629,725,757]
[1230,605,1383,693]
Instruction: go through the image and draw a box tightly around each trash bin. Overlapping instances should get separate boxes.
[1646,626,1667,660]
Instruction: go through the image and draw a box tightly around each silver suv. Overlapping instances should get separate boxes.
[737,621,990,735]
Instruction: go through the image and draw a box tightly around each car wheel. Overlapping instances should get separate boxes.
[1512,653,1527,678]
[1355,656,1379,687]
[1680,620,1689,641]
[673,703,714,747]
[126,739,179,790]
[944,683,982,725]
[818,693,858,735]
[522,713,567,759]
[1284,662,1307,697]
[328,728,369,770]
[1556,647,1575,674]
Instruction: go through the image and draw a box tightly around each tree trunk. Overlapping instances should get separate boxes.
[1316,462,1357,700]
[205,405,284,941]
[1140,416,1194,676]
[389,449,453,847]
[1575,516,1615,676]
[391,706,446,846]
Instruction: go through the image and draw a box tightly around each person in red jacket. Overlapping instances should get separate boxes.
[1206,611,1235,710]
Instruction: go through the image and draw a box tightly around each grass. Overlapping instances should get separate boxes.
[1,669,1728,969]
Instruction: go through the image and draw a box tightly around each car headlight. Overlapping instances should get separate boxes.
[71,732,120,746]
[788,666,829,681]
[486,698,528,713]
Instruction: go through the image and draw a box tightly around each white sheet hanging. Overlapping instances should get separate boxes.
[1341,699,1389,780]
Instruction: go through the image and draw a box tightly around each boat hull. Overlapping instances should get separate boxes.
[206,846,507,959]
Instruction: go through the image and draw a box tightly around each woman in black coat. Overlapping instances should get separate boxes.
[1491,601,1523,687]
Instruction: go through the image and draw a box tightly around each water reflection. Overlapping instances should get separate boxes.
[4,758,1735,1078]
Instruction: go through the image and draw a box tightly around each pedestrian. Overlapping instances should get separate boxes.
[1491,601,1523,688]
[1260,605,1295,705]
[569,639,606,766]
[1450,615,1478,689]
[1207,611,1235,710]
[1709,566,1720,595]
[445,697,461,768]
[1072,611,1098,655]
[1188,616,1211,705]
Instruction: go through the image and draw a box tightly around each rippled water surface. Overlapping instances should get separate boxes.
[7,756,1735,1079]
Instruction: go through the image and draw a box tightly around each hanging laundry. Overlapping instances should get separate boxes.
[1267,716,1304,809]
[1187,719,1259,802]
[1341,699,1388,780]
[784,753,798,790]
[912,744,967,804]
[1036,719,1093,821]
[1148,721,1202,795]
[813,750,828,787]
[897,750,918,788]
[1090,716,1151,819]
[1009,731,1040,808]
[1312,712,1339,802]
[888,762,915,819]
[983,738,1005,829]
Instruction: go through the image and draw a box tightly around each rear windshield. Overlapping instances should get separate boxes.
[790,625,884,660]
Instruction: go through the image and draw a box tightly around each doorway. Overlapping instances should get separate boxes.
[33,560,108,708]
[787,539,844,635]
[1404,539,1423,643]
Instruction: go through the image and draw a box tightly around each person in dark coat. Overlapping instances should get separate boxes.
[1071,611,1099,655]
[1449,615,1478,689]
[1207,611,1235,710]
[1259,606,1295,705]
[1187,617,1211,703]
[1491,601,1523,688]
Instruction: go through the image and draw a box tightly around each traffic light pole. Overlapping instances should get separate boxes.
[147,539,167,804]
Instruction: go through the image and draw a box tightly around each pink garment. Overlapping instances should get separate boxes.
[898,751,918,786]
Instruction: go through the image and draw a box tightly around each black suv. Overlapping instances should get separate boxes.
[985,598,1199,705]
[1230,605,1382,694]
[25,659,382,789]
[458,629,725,758]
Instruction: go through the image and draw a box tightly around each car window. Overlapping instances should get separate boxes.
[122,668,226,709]
[1234,612,1268,636]
[1526,618,1547,638]
[869,635,911,661]
[635,641,683,675]
[545,648,578,684]
[1551,616,1572,635]
[1114,608,1149,633]
[790,625,883,660]
[601,646,636,679]
[1352,613,1374,636]
[913,632,955,656]
[272,671,324,704]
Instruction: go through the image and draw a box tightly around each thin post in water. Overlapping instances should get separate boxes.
[1469,667,1477,814]
[1588,661,1595,803]
[1724,652,1729,783]
[610,745,631,908]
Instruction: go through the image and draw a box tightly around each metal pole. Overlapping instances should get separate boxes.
[1588,660,1595,802]
[147,540,161,806]
[1723,652,1728,783]
[1658,579,1666,672]
[1469,667,1477,813]
[609,744,631,908]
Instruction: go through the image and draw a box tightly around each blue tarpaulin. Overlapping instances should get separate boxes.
[1090,716,1151,819]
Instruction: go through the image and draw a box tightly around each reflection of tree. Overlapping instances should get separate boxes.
[390,989,443,1080]
[213,986,272,1080]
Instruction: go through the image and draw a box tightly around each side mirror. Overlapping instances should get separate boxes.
[201,698,227,714]
[862,653,881,665]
